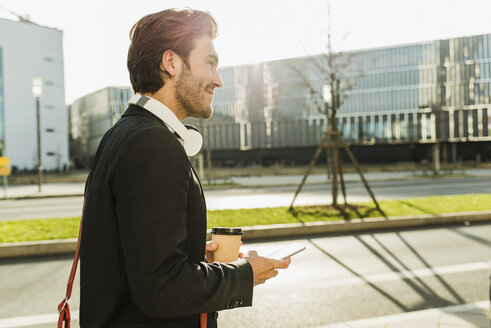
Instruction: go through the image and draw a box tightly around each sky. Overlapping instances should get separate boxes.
[1,0,491,104]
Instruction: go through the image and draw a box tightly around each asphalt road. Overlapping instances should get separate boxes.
[0,223,489,328]
[1,176,491,220]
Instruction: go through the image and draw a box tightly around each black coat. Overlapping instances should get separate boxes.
[80,104,254,328]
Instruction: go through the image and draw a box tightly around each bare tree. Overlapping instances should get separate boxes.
[290,3,384,216]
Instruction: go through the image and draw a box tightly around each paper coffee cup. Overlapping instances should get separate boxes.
[211,227,242,263]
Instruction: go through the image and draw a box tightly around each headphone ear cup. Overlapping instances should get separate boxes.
[183,128,203,157]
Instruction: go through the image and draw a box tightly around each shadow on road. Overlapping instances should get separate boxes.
[451,226,491,248]
[307,227,480,326]
[394,232,466,304]
[308,238,409,311]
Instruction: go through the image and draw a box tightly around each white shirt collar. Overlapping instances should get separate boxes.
[128,94,203,156]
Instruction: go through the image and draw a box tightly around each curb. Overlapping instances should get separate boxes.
[1,210,490,259]
[0,239,78,258]
[238,210,491,239]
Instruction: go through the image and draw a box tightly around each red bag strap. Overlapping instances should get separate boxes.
[200,313,207,328]
[57,197,85,328]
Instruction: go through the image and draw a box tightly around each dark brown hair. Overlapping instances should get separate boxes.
[127,8,218,94]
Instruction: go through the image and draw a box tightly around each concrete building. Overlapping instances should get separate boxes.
[69,86,133,168]
[0,17,68,171]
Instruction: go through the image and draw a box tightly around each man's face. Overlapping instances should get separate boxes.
[175,35,223,119]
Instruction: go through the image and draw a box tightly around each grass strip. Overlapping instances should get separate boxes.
[1,193,490,243]
[0,217,81,243]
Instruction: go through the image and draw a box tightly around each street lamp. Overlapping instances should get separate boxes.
[32,76,43,192]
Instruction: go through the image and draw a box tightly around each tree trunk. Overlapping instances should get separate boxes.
[331,134,339,207]
[432,143,440,176]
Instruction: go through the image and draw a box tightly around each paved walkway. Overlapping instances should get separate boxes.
[0,182,83,199]
[319,301,490,328]
[2,168,491,200]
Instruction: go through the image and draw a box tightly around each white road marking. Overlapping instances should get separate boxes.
[313,261,491,289]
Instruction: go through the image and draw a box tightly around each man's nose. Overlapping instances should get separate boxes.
[213,70,223,88]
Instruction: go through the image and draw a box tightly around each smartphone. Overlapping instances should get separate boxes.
[266,243,306,260]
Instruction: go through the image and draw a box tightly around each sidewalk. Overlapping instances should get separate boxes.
[318,301,490,328]
[0,182,84,199]
[2,167,491,200]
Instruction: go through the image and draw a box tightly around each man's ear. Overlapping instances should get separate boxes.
[160,49,181,77]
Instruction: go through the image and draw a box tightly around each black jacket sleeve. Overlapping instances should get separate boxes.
[110,126,254,317]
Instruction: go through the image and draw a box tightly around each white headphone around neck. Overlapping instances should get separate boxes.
[128,95,203,156]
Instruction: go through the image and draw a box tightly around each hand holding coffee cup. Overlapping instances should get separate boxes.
[206,240,243,263]
[210,227,243,262]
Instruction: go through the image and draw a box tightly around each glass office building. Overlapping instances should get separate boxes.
[187,33,491,165]
[69,87,133,168]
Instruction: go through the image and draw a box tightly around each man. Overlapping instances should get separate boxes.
[80,8,290,328]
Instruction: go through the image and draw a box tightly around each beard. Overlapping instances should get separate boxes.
[175,65,214,119]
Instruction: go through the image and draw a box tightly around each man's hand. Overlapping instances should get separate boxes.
[243,250,291,286]
[205,240,244,263]
[205,241,218,263]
